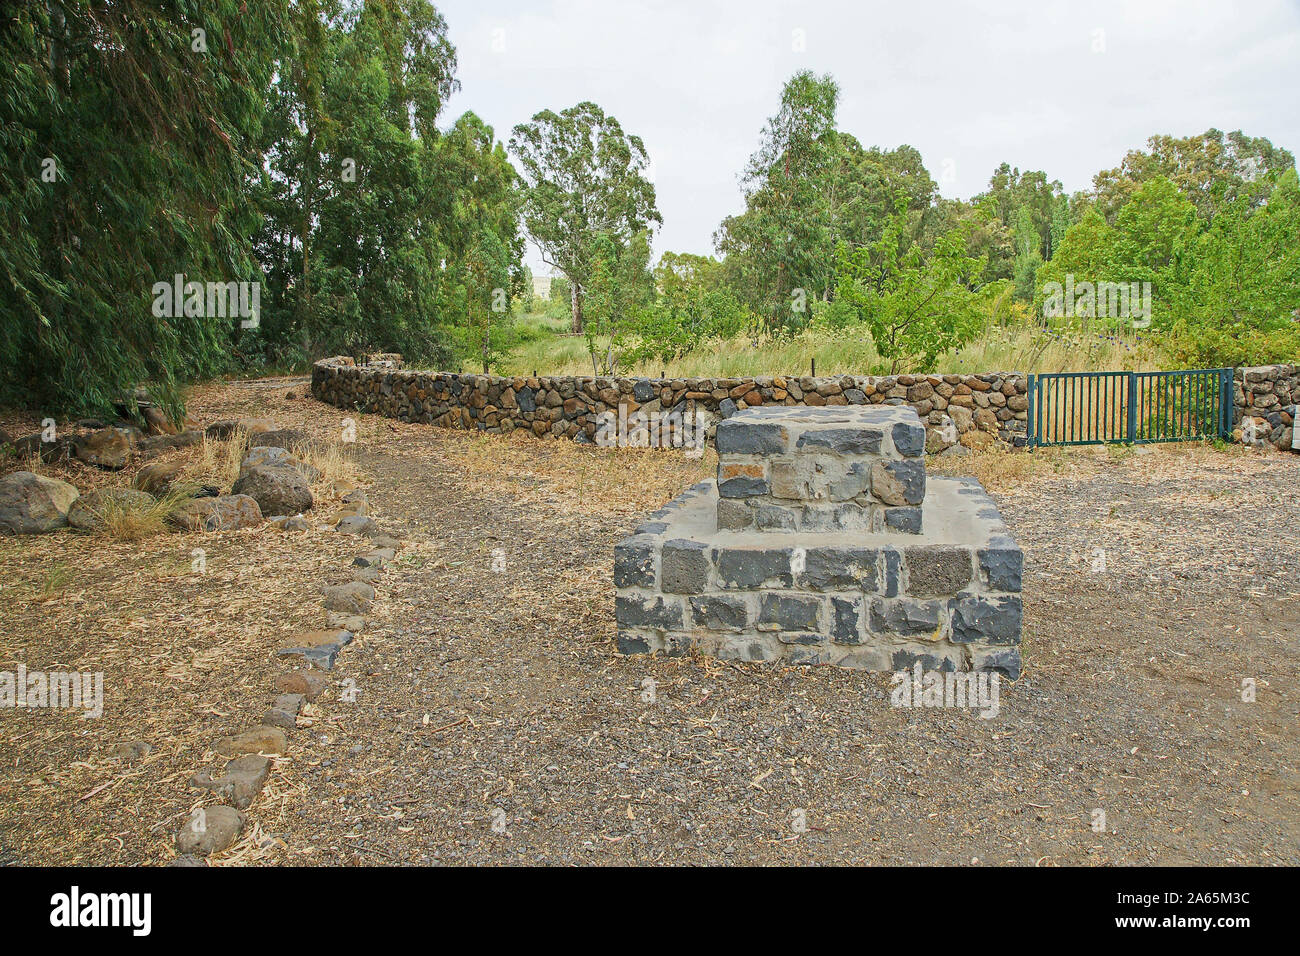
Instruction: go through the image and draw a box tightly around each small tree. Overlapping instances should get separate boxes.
[583,232,653,375]
[835,203,989,373]
[462,228,514,374]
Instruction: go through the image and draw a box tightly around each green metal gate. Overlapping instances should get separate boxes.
[1027,368,1233,448]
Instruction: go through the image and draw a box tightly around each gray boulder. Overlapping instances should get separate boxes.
[0,472,79,534]
[170,494,263,531]
[74,427,132,469]
[233,451,314,516]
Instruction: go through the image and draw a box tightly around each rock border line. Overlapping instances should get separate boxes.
[169,467,404,865]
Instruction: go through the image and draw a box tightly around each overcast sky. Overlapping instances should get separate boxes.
[436,0,1300,273]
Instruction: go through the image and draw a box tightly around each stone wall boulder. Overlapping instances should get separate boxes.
[233,449,314,515]
[170,494,263,531]
[74,427,132,469]
[134,460,186,495]
[238,446,319,481]
[7,432,76,463]
[137,430,204,459]
[142,407,178,436]
[0,472,80,534]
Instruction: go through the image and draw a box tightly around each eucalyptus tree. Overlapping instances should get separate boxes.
[1,0,287,415]
[510,102,661,333]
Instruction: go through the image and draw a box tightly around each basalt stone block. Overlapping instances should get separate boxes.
[830,596,864,644]
[871,459,926,506]
[660,538,710,594]
[787,645,830,665]
[884,506,923,534]
[890,649,957,672]
[661,632,693,656]
[977,543,1023,591]
[906,546,974,596]
[950,595,1022,645]
[869,597,944,636]
[801,547,879,591]
[715,498,752,530]
[753,503,798,530]
[970,646,1022,680]
[881,548,903,597]
[768,459,807,499]
[614,534,656,588]
[689,594,750,630]
[715,420,788,455]
[616,628,651,654]
[615,593,684,630]
[712,547,794,589]
[795,427,883,455]
[825,461,873,500]
[717,462,769,498]
[778,631,827,647]
[891,421,926,457]
[799,503,874,532]
[758,593,822,631]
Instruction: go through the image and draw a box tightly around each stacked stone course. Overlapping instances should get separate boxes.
[714,406,928,534]
[614,406,1025,676]
[1235,364,1298,451]
[312,357,1029,452]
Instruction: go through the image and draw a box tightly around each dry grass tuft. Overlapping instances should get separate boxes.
[291,438,359,488]
[928,444,1078,492]
[93,487,194,542]
[184,430,248,493]
[928,437,1276,495]
[441,429,714,518]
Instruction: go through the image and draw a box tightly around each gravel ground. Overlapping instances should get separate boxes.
[2,382,1297,866]
[273,423,1300,866]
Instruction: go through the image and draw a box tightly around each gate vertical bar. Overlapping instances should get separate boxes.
[1026,374,1037,449]
[1127,372,1137,444]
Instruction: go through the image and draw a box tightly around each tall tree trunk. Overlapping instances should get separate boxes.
[301,129,316,317]
[570,279,584,333]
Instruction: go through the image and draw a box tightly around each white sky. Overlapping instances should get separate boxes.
[436,0,1300,274]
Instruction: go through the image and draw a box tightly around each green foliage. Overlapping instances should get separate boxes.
[716,72,945,335]
[582,232,654,374]
[460,227,515,373]
[254,0,501,370]
[834,203,990,372]
[1164,170,1300,366]
[0,0,289,417]
[438,111,526,372]
[715,71,841,333]
[1012,206,1042,302]
[510,102,661,333]
[1092,128,1295,222]
[0,0,529,417]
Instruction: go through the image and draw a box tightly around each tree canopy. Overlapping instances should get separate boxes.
[509,102,661,333]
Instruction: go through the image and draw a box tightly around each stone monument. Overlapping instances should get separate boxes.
[614,405,1023,677]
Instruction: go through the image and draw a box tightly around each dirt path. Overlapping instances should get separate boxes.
[271,426,1300,866]
[2,381,1296,866]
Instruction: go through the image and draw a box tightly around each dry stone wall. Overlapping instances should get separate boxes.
[1235,364,1298,451]
[312,357,1030,453]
